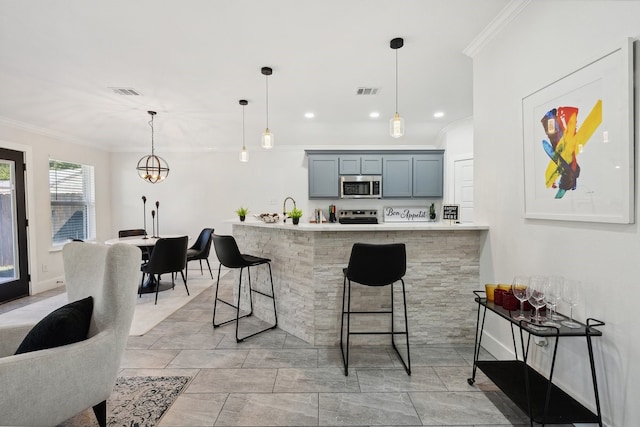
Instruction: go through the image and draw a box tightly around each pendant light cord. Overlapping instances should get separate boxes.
[395,48,399,114]
[242,103,246,148]
[265,75,270,128]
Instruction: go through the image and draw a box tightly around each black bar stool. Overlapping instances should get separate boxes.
[340,242,411,376]
[212,234,277,342]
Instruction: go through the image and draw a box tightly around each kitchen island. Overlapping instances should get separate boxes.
[232,220,488,346]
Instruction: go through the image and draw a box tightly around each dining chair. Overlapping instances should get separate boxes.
[340,242,411,376]
[186,227,214,280]
[140,236,189,304]
[118,229,150,260]
[118,229,147,238]
[212,234,277,342]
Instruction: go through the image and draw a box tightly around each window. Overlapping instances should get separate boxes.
[49,159,95,245]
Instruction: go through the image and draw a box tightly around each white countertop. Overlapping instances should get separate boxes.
[232,219,488,232]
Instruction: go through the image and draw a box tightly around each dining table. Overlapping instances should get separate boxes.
[105,235,187,294]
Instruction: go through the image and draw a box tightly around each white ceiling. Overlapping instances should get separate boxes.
[0,0,512,153]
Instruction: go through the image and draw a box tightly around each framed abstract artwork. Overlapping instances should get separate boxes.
[522,39,634,224]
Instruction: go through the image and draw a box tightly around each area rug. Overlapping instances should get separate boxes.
[0,276,215,336]
[129,277,213,336]
[59,375,190,427]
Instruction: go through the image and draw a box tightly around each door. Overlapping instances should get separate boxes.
[454,158,474,223]
[0,147,29,302]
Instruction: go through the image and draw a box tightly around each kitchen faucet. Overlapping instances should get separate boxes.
[283,197,297,223]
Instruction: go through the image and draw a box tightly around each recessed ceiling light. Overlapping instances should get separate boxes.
[433,111,445,118]
[304,112,315,119]
[369,112,380,118]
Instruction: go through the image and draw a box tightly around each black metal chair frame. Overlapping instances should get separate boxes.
[186,227,214,281]
[140,236,189,304]
[339,242,411,376]
[212,234,277,343]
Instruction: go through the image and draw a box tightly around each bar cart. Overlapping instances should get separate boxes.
[467,290,605,426]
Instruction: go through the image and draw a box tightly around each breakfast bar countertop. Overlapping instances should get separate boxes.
[233,219,489,231]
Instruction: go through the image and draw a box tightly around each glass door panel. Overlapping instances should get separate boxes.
[0,159,18,283]
[0,148,28,302]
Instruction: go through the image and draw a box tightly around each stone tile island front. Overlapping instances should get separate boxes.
[231,221,489,346]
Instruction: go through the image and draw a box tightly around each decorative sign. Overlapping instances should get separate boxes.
[442,204,460,222]
[384,206,430,222]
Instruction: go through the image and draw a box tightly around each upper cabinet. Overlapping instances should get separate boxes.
[306,149,443,199]
[413,153,443,197]
[339,155,382,175]
[308,155,339,198]
[382,155,413,198]
[383,152,443,198]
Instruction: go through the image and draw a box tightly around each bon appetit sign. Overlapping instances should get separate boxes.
[384,207,430,222]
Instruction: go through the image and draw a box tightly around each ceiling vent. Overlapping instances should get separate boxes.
[110,87,142,96]
[356,87,379,96]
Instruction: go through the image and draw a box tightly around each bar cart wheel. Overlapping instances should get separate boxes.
[467,378,475,385]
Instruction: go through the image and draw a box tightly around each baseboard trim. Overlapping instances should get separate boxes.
[31,276,64,295]
[480,328,516,360]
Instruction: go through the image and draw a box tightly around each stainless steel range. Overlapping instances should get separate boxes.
[338,209,379,224]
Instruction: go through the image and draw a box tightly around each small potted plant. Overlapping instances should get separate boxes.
[288,207,303,225]
[429,203,436,221]
[235,207,249,222]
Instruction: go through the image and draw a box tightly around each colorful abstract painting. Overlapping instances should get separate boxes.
[539,100,602,199]
[522,39,634,223]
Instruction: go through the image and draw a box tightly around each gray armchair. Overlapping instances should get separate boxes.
[0,242,140,426]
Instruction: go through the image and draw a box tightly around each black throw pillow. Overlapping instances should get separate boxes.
[14,296,94,355]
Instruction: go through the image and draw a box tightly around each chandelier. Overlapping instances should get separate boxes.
[136,111,170,183]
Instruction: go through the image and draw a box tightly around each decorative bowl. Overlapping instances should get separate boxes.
[255,213,281,223]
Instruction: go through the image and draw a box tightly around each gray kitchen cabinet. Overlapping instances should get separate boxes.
[308,154,339,198]
[413,154,443,197]
[339,155,382,175]
[382,156,413,197]
[306,149,443,199]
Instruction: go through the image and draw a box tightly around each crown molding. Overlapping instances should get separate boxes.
[463,0,531,58]
[434,116,473,148]
[0,116,108,152]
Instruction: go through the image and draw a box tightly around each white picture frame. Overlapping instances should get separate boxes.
[522,39,634,224]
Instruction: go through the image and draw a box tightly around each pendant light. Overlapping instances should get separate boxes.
[136,111,170,183]
[389,37,405,138]
[261,66,274,149]
[239,99,249,162]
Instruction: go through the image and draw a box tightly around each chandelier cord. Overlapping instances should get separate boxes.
[148,114,155,156]
[242,103,246,149]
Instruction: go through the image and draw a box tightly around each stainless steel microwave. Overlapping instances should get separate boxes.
[340,175,382,199]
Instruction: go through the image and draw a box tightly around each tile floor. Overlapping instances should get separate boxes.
[2,281,567,426]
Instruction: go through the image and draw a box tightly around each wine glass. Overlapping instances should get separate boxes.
[543,276,564,326]
[511,276,530,321]
[527,275,547,324]
[561,279,583,328]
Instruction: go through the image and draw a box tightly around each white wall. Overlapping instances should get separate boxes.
[110,148,310,240]
[474,2,640,425]
[0,121,112,293]
[110,144,445,244]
